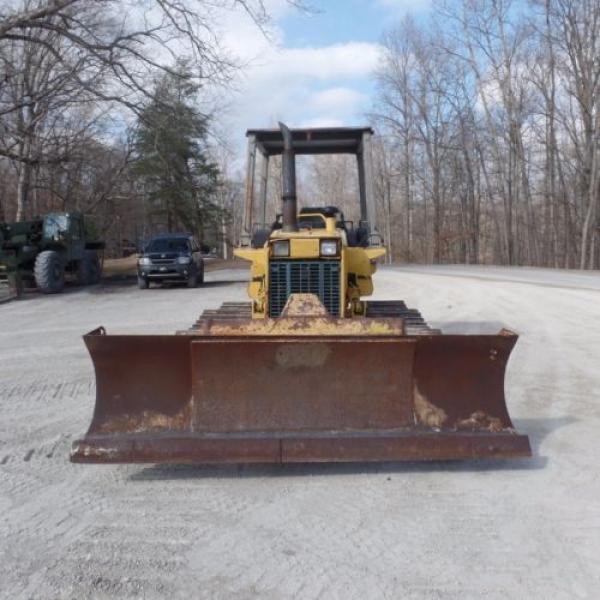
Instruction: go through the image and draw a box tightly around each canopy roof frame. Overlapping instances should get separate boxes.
[243,126,377,235]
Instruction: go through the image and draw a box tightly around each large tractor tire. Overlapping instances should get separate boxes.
[77,251,101,286]
[34,250,65,294]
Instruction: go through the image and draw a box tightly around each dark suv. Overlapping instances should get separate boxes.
[137,233,204,289]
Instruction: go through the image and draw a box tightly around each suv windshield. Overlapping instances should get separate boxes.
[146,238,189,253]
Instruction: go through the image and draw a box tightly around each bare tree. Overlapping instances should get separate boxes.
[0,0,308,222]
[373,0,599,269]
[0,11,107,218]
[546,0,600,268]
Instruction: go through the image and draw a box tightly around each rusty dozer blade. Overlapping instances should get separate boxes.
[71,296,530,464]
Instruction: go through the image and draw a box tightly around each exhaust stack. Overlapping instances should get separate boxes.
[279,122,298,232]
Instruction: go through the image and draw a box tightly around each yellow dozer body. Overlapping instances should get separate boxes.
[71,124,530,464]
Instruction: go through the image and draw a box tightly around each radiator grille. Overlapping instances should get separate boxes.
[269,260,341,318]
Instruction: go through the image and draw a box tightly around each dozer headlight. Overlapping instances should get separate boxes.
[320,240,338,257]
[271,240,290,257]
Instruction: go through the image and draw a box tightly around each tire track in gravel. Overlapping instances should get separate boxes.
[0,377,93,466]
[0,374,98,597]
[33,473,270,598]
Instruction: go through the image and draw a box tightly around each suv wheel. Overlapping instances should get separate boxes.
[138,275,149,289]
[77,250,101,286]
[187,270,198,288]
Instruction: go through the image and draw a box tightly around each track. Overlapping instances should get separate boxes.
[193,300,438,335]
[365,300,439,334]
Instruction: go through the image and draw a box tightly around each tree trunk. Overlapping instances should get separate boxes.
[580,125,599,269]
[16,161,31,222]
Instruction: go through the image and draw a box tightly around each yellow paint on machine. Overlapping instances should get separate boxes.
[290,238,320,258]
[233,214,386,319]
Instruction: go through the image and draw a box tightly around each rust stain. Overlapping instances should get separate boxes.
[98,398,193,433]
[76,444,119,459]
[456,411,503,432]
[413,384,448,428]
[275,343,331,368]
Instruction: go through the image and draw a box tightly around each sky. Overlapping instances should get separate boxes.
[217,0,432,149]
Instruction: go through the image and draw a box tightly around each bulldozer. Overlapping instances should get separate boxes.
[71,123,531,464]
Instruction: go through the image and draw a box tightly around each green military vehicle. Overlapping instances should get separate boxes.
[0,212,104,297]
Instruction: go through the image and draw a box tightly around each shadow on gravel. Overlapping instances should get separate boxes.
[1,281,95,301]
[189,280,245,288]
[90,276,245,293]
[87,276,136,293]
[513,415,576,455]
[434,320,509,334]
[127,417,575,481]
[129,458,546,481]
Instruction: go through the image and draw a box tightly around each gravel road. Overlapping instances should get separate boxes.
[1,265,599,599]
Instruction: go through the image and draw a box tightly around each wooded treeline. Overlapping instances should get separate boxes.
[0,0,270,255]
[373,0,600,268]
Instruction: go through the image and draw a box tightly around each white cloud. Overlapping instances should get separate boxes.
[308,87,367,113]
[299,116,346,128]
[259,43,380,82]
[205,3,384,163]
[221,41,380,143]
[376,0,432,11]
